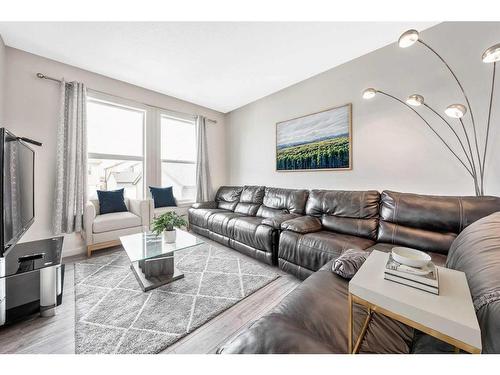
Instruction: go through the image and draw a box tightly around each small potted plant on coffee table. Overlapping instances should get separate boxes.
[151,211,187,243]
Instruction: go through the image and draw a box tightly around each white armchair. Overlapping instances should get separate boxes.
[148,199,191,228]
[83,198,149,257]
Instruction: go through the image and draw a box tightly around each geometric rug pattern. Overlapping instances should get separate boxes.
[74,243,279,354]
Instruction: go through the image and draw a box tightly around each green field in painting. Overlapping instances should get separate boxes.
[276,136,349,170]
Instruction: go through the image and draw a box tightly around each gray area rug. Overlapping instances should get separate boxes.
[74,243,279,354]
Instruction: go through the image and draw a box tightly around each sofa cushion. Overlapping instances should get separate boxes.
[215,186,243,211]
[191,201,218,209]
[220,314,334,354]
[93,211,141,234]
[97,189,128,215]
[306,190,380,240]
[188,208,226,228]
[257,187,309,218]
[377,190,500,254]
[257,205,290,219]
[207,211,244,237]
[446,212,500,353]
[234,185,265,216]
[261,213,300,229]
[220,265,413,353]
[228,216,274,252]
[280,216,322,233]
[278,230,375,274]
[332,249,368,279]
[149,186,176,208]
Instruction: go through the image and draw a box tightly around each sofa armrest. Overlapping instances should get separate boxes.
[83,201,97,245]
[128,199,150,226]
[281,216,323,234]
[261,213,300,229]
[191,201,218,209]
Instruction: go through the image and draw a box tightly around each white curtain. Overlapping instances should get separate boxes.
[53,80,88,234]
[195,115,212,202]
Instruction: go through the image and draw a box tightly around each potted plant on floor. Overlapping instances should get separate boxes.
[151,211,187,243]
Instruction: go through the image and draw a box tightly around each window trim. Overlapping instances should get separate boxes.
[160,113,197,163]
[88,152,143,162]
[87,90,149,114]
[86,93,147,199]
[161,159,196,165]
[160,108,196,124]
[160,113,197,202]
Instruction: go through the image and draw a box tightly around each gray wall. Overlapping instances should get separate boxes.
[226,22,500,196]
[0,35,5,123]
[3,47,227,256]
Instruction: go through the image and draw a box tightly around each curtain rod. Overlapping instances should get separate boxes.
[36,73,218,124]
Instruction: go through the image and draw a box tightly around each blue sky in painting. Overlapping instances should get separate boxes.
[277,105,349,148]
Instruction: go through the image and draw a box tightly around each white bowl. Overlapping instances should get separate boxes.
[391,247,431,268]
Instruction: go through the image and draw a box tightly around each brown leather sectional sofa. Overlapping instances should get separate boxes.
[189,185,500,353]
[189,186,500,278]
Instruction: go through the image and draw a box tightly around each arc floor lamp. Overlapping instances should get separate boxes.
[363,29,499,196]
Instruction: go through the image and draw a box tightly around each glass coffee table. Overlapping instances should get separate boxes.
[120,229,204,292]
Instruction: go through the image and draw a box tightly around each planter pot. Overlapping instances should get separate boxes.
[163,230,177,243]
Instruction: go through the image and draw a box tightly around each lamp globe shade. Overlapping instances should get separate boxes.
[406,94,425,106]
[445,104,467,119]
[482,43,500,63]
[398,29,419,48]
[362,88,377,99]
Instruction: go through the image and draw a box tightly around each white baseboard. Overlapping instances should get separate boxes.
[61,233,86,258]
[62,244,86,258]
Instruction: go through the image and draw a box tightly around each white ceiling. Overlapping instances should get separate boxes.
[0,22,438,113]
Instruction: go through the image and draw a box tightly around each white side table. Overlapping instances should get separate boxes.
[348,250,481,354]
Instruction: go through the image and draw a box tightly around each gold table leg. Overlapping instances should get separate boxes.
[352,307,372,354]
[348,293,353,353]
[348,292,373,354]
[349,294,481,354]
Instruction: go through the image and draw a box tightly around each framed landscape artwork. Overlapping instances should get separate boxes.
[276,103,352,171]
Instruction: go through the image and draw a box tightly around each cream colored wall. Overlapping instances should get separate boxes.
[226,22,500,197]
[3,47,226,257]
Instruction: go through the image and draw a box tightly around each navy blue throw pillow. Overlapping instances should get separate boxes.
[97,189,128,215]
[149,186,177,208]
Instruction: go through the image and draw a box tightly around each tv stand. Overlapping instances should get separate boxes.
[0,237,64,326]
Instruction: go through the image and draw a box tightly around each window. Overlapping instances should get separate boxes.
[87,97,145,199]
[161,115,197,202]
[86,92,199,203]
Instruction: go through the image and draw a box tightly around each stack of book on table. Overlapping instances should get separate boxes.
[384,254,439,295]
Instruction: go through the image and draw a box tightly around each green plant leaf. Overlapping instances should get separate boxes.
[151,211,187,236]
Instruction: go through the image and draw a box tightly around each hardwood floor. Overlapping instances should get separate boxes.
[163,274,299,354]
[0,265,76,354]
[0,237,300,354]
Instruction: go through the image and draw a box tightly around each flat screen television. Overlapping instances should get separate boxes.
[0,128,35,257]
